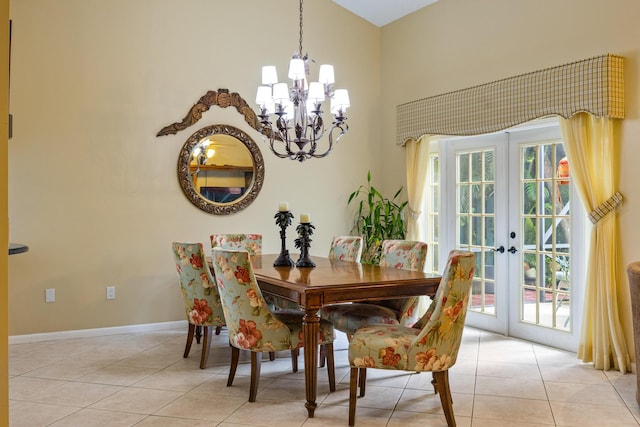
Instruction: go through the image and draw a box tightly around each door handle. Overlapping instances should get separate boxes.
[508,246,518,254]
[493,246,505,253]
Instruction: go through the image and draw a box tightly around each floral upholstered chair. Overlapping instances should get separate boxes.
[328,236,363,263]
[320,240,428,338]
[375,239,429,326]
[211,248,336,402]
[172,242,226,369]
[347,250,476,426]
[210,233,262,255]
[210,233,295,363]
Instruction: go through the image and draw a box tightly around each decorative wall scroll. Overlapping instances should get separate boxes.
[157,88,262,137]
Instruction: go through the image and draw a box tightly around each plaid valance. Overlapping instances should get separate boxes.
[397,54,624,144]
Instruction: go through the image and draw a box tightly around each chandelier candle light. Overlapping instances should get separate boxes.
[255,0,350,162]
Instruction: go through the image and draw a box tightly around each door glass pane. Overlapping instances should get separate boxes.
[459,153,469,182]
[484,183,495,214]
[484,151,495,181]
[485,217,495,247]
[472,216,482,246]
[522,146,537,180]
[457,149,496,316]
[520,142,570,331]
[471,152,482,181]
[459,215,469,245]
[523,182,537,215]
[542,144,555,179]
[458,184,469,214]
[471,184,482,214]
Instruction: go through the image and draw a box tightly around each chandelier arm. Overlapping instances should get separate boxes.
[260,121,294,159]
[306,115,326,156]
[270,143,293,159]
[329,121,349,145]
[276,116,300,156]
[307,121,349,159]
[271,135,296,159]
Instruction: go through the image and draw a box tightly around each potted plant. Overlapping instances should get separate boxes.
[348,171,408,264]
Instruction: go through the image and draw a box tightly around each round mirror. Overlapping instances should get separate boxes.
[178,124,264,215]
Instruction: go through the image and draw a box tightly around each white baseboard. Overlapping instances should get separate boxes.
[9,320,189,344]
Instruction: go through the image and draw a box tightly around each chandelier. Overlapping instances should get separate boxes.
[191,139,215,176]
[255,0,350,162]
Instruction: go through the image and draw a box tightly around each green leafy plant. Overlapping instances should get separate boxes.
[348,171,408,264]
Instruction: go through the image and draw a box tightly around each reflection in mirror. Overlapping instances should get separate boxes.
[190,134,254,203]
[178,124,264,215]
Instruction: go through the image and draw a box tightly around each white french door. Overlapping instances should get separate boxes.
[440,120,584,351]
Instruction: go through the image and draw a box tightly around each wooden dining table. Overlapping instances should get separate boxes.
[251,254,441,417]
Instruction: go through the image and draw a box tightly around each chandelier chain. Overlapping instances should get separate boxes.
[298,0,304,55]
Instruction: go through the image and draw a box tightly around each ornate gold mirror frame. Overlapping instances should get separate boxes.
[178,124,264,215]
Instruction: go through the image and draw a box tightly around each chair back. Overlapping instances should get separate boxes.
[375,240,428,325]
[211,248,297,352]
[379,240,428,271]
[210,234,262,255]
[328,236,363,263]
[172,242,225,327]
[409,250,476,369]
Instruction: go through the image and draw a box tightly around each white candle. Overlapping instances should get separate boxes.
[300,213,310,223]
[279,202,289,212]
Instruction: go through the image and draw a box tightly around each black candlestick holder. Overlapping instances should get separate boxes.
[273,210,295,267]
[294,222,316,268]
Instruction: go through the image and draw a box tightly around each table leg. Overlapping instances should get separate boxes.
[303,307,319,417]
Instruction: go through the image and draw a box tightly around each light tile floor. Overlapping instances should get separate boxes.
[9,326,640,426]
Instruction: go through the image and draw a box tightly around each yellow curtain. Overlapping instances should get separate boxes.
[405,135,431,241]
[405,135,431,318]
[559,113,631,373]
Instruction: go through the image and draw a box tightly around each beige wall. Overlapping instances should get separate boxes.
[7,1,381,335]
[380,0,640,351]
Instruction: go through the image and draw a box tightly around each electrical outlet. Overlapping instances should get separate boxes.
[45,288,55,303]
[106,286,115,300]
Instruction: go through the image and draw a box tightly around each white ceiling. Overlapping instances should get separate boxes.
[333,0,438,27]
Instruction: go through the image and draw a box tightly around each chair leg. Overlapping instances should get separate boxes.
[431,372,437,393]
[319,343,326,368]
[348,367,359,426]
[269,352,275,361]
[227,346,240,387]
[291,348,299,373]
[195,325,202,344]
[199,326,213,369]
[184,323,195,358]
[249,352,262,402]
[325,342,336,392]
[215,326,222,335]
[358,367,367,397]
[433,370,456,427]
